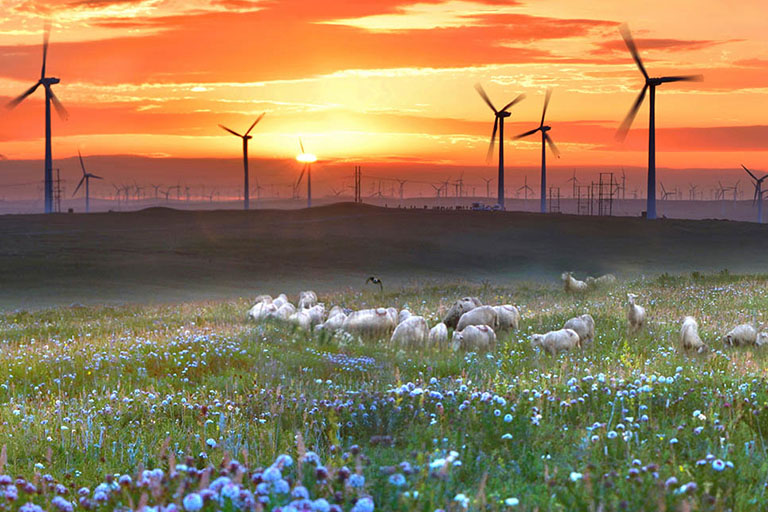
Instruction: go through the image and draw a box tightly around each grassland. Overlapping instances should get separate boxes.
[1,271,768,511]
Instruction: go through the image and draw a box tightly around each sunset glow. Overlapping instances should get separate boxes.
[0,0,767,197]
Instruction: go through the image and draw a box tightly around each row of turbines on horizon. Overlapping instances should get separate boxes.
[4,24,768,223]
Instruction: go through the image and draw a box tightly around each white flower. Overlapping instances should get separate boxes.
[569,472,583,482]
[504,497,520,506]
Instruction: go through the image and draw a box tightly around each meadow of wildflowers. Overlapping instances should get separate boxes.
[0,271,767,511]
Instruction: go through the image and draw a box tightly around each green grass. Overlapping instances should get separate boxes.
[0,273,768,510]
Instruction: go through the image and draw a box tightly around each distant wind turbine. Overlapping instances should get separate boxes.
[6,23,68,214]
[515,89,560,214]
[295,138,317,208]
[219,113,265,210]
[616,24,702,220]
[475,83,525,210]
[72,150,102,213]
[742,164,767,224]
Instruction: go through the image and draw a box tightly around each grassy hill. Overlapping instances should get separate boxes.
[1,203,767,309]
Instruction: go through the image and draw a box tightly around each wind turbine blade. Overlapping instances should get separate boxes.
[244,112,265,136]
[540,88,552,127]
[72,176,85,197]
[41,22,50,79]
[659,75,704,83]
[619,24,649,80]
[299,137,305,154]
[295,166,306,188]
[6,83,40,109]
[616,84,648,141]
[48,87,68,120]
[741,164,759,182]
[753,186,759,205]
[514,127,540,139]
[500,94,526,112]
[218,124,243,138]
[78,149,86,174]
[474,83,497,113]
[90,174,103,180]
[545,133,560,158]
[486,118,498,163]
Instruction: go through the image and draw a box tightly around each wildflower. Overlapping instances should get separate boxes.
[504,497,520,506]
[351,497,374,512]
[182,493,203,512]
[348,474,365,488]
[312,498,331,512]
[607,431,618,439]
[388,474,406,487]
[504,414,513,423]
[454,493,470,509]
[569,472,583,482]
[712,459,726,471]
[205,438,217,448]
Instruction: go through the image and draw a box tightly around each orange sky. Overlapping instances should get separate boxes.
[0,0,767,197]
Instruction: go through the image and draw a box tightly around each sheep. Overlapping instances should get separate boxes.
[248,301,277,321]
[561,272,588,293]
[494,305,520,331]
[585,274,617,288]
[342,307,397,338]
[398,309,412,324]
[563,314,595,346]
[428,322,448,347]
[253,294,273,305]
[306,304,326,327]
[442,297,482,329]
[273,294,290,309]
[298,290,318,309]
[724,324,758,347]
[456,305,498,331]
[288,310,312,331]
[328,305,345,318]
[390,316,430,347]
[680,316,707,352]
[626,293,646,333]
[316,312,347,333]
[531,328,581,355]
[451,325,496,352]
[758,332,768,347]
[274,303,296,321]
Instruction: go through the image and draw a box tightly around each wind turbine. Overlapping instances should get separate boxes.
[475,83,525,210]
[659,182,674,200]
[742,164,767,224]
[295,138,317,208]
[218,113,265,210]
[518,176,533,203]
[72,151,102,213]
[6,23,68,214]
[616,24,702,220]
[515,89,560,214]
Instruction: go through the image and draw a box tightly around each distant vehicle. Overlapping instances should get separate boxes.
[471,202,492,211]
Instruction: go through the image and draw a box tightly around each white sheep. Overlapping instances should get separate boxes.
[626,293,646,333]
[680,316,707,352]
[288,310,312,331]
[494,305,520,331]
[248,301,277,321]
[316,312,347,333]
[585,274,617,288]
[253,294,273,305]
[298,290,318,309]
[391,316,430,347]
[306,304,326,327]
[758,332,768,347]
[561,272,588,293]
[456,305,498,331]
[531,328,581,355]
[428,322,448,347]
[724,324,758,347]
[451,325,496,352]
[398,309,412,324]
[328,305,345,318]
[342,307,397,338]
[274,303,296,321]
[563,314,595,346]
[273,294,290,309]
[442,297,482,329]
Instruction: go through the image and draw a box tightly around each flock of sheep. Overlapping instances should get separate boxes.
[246,277,767,355]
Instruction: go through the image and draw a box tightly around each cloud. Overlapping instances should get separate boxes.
[592,37,740,56]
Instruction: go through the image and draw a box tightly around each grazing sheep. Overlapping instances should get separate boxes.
[428,322,448,347]
[585,274,617,289]
[680,316,707,352]
[288,310,312,331]
[494,305,520,331]
[563,314,595,346]
[531,328,581,355]
[398,309,412,324]
[457,305,498,331]
[724,324,758,347]
[306,304,326,327]
[273,294,290,309]
[248,301,277,321]
[253,294,273,305]
[390,316,430,347]
[298,290,318,309]
[442,297,483,329]
[316,312,347,333]
[758,332,768,347]
[626,293,646,333]
[342,307,397,338]
[451,325,497,352]
[274,303,296,321]
[328,305,345,318]
[561,272,588,293]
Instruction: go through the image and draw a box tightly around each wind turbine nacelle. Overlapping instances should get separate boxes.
[41,77,60,85]
[541,125,551,132]
[497,111,511,118]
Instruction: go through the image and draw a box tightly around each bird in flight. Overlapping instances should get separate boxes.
[366,276,383,292]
